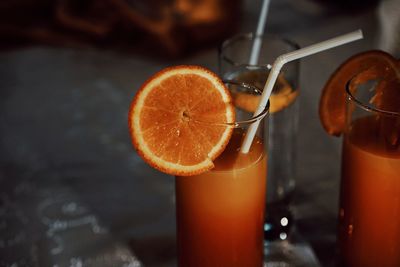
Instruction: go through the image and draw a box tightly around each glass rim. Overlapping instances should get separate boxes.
[345,77,400,117]
[218,32,300,69]
[194,80,270,128]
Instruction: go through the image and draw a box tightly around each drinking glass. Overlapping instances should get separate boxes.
[218,33,299,240]
[175,81,269,267]
[338,69,400,267]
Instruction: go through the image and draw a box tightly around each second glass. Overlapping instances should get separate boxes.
[219,33,300,239]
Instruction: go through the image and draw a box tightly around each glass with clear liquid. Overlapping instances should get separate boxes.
[219,34,300,240]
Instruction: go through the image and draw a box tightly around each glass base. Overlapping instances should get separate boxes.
[263,231,321,267]
[264,197,294,241]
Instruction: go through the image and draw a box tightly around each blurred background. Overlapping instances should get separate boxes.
[1,0,397,57]
[0,0,398,266]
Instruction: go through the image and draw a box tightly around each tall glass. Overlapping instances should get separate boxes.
[338,70,400,267]
[175,81,269,267]
[219,33,299,239]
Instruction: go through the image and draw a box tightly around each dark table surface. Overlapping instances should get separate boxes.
[0,0,387,266]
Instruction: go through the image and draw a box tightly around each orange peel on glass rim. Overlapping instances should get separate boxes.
[319,50,399,136]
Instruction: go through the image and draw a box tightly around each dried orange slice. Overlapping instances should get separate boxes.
[319,50,399,136]
[128,65,235,176]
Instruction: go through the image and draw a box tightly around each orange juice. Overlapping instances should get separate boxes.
[339,115,400,267]
[175,129,267,267]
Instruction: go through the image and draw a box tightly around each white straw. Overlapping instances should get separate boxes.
[249,0,271,65]
[240,29,364,153]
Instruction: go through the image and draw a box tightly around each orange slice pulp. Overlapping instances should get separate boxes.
[319,50,399,136]
[128,65,235,176]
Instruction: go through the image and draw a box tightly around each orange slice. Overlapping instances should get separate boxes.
[319,50,399,136]
[128,65,235,176]
[232,74,298,114]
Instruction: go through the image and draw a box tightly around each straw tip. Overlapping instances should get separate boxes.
[356,29,364,39]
